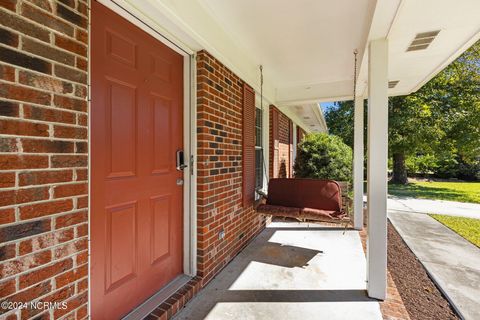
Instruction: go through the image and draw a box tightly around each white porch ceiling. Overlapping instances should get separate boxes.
[199,0,375,91]
[119,0,480,130]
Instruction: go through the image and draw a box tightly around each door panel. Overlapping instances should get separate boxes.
[150,194,171,263]
[105,201,137,292]
[91,2,184,319]
[106,80,137,178]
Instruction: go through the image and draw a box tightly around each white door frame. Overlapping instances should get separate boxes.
[88,0,197,317]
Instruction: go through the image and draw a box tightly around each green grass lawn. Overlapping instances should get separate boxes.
[388,181,480,204]
[430,214,480,247]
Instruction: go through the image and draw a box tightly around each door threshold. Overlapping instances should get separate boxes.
[122,274,192,320]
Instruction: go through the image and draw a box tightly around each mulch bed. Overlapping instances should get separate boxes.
[387,221,460,320]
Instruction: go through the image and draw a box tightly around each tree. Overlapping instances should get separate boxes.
[294,133,352,182]
[323,100,363,148]
[324,40,480,183]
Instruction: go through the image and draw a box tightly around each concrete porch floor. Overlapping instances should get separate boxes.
[174,222,383,320]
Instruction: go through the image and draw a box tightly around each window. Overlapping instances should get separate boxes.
[255,107,263,191]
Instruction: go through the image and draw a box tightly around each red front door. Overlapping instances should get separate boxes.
[91,2,184,318]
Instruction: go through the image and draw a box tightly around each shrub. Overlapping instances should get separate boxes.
[294,133,352,182]
[405,154,438,176]
[434,155,459,179]
[456,158,480,181]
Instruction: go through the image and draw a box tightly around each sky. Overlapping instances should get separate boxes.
[320,102,336,113]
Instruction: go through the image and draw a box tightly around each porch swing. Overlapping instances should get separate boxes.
[255,51,359,225]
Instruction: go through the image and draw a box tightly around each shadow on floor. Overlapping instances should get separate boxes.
[197,289,372,303]
[172,226,380,320]
[254,241,322,269]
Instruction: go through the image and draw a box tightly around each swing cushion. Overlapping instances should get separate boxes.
[257,178,346,221]
[255,204,300,218]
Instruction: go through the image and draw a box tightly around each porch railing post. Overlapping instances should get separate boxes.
[353,95,364,230]
[366,38,388,300]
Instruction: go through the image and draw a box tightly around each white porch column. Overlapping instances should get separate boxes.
[353,95,364,230]
[367,39,388,300]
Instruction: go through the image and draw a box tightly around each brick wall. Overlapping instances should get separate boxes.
[0,1,88,319]
[269,106,293,179]
[196,50,266,284]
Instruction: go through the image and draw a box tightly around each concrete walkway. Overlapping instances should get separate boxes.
[174,222,382,320]
[387,195,480,219]
[388,210,480,320]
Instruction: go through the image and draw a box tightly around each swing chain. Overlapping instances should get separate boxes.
[353,49,358,99]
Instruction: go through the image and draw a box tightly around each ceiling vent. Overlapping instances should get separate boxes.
[406,30,440,52]
[388,80,399,89]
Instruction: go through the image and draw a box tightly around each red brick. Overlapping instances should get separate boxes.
[75,169,88,181]
[75,250,88,266]
[55,211,87,229]
[53,238,87,260]
[0,250,52,278]
[0,279,16,299]
[23,105,76,125]
[76,304,88,319]
[0,119,49,137]
[20,199,73,220]
[54,64,86,84]
[75,141,87,154]
[0,187,49,207]
[51,155,87,168]
[53,291,87,318]
[27,0,53,12]
[18,239,32,255]
[19,228,74,255]
[75,29,87,45]
[19,170,73,186]
[0,137,17,152]
[0,83,51,105]
[0,208,15,225]
[193,51,265,287]
[76,196,88,209]
[9,280,51,302]
[77,113,87,126]
[1,0,89,308]
[77,278,88,292]
[55,263,87,288]
[0,101,19,118]
[19,258,73,289]
[19,284,75,319]
[0,219,51,243]
[53,95,86,112]
[0,64,15,82]
[56,4,87,29]
[76,56,87,71]
[0,0,16,12]
[58,0,75,9]
[55,34,87,56]
[22,37,75,67]
[53,125,87,140]
[19,70,73,94]
[0,243,16,261]
[0,26,19,48]
[0,8,50,43]
[53,182,88,199]
[21,139,74,153]
[5,314,18,320]
[0,172,15,188]
[21,2,74,36]
[0,155,48,170]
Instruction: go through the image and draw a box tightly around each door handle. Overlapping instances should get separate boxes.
[176,150,188,171]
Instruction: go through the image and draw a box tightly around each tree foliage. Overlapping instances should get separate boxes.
[294,133,352,182]
[324,40,480,182]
